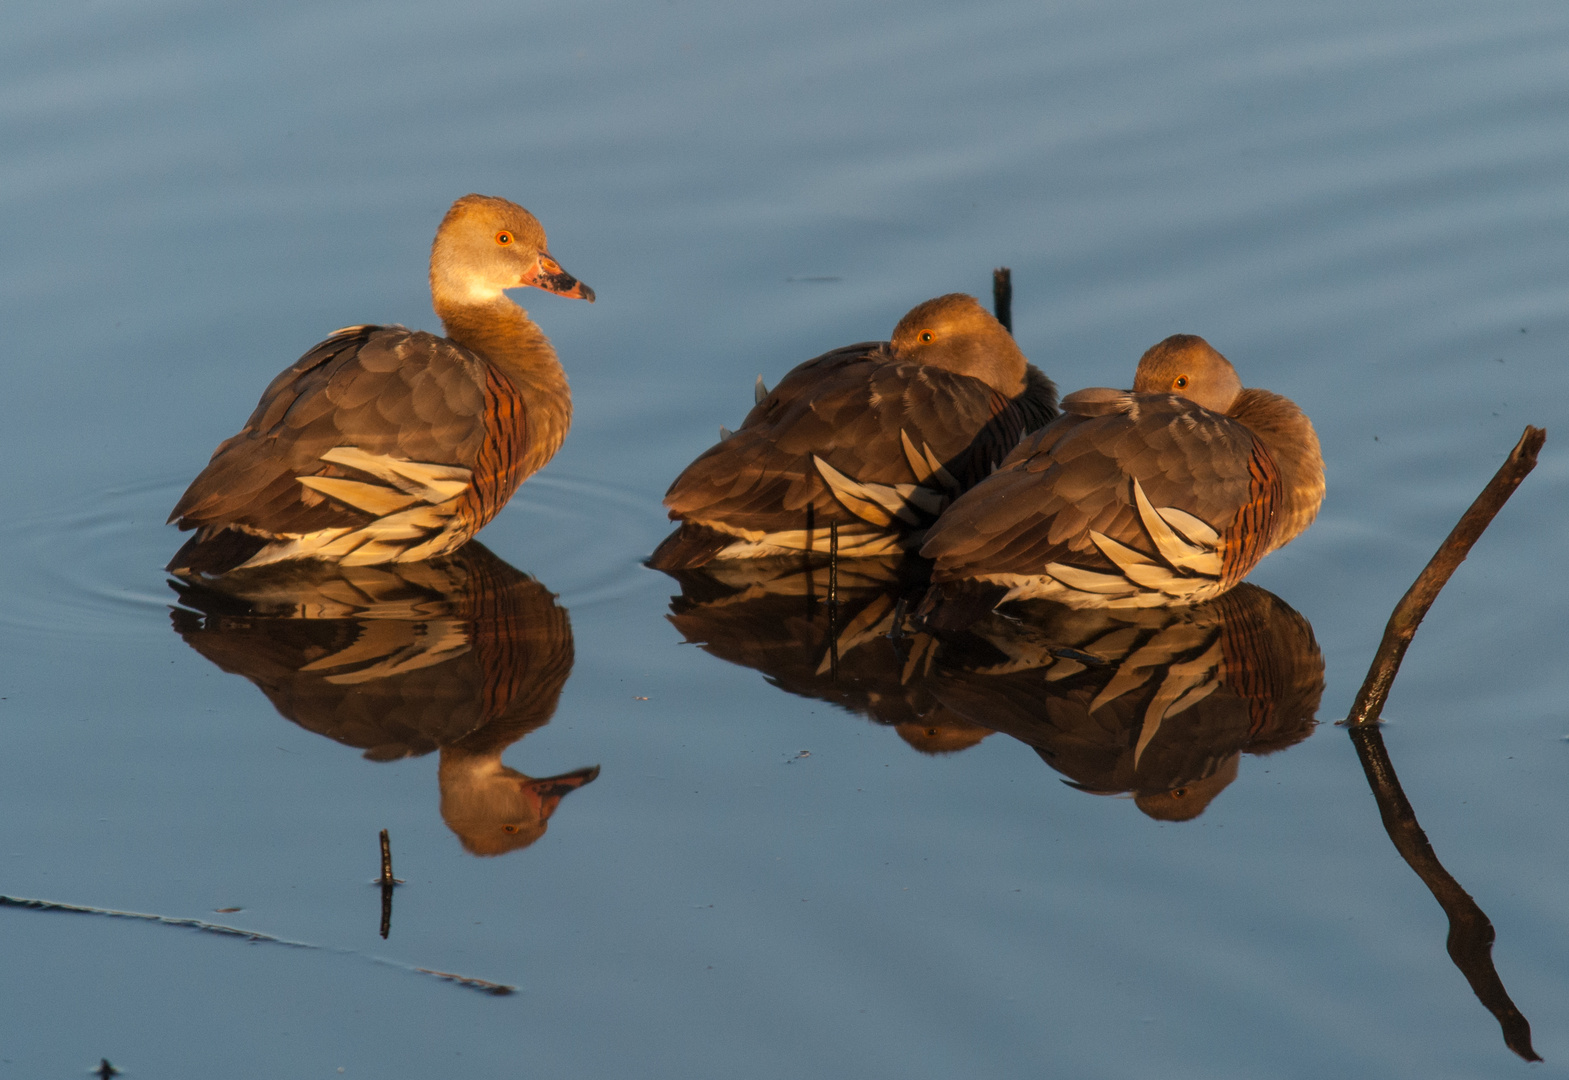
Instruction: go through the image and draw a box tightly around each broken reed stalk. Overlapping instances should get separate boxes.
[378,829,394,886]
[1345,426,1545,727]
[1347,724,1539,1060]
[378,828,398,939]
[992,268,1012,335]
[828,521,838,608]
[0,893,514,994]
[827,521,840,680]
[1339,424,1546,1061]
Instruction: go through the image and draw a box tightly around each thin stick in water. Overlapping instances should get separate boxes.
[379,829,395,886]
[378,828,401,940]
[992,268,1012,335]
[1338,423,1546,1061]
[827,521,840,680]
[0,893,514,995]
[1346,426,1545,727]
[828,521,838,609]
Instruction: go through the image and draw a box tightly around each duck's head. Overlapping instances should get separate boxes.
[1132,334,1242,413]
[430,194,594,308]
[890,293,1028,395]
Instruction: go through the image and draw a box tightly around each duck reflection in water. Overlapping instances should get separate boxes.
[932,583,1323,819]
[168,543,598,855]
[663,560,1322,819]
[665,557,993,757]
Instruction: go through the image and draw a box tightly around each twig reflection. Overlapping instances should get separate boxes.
[1347,726,1537,1060]
[1343,426,1545,1061]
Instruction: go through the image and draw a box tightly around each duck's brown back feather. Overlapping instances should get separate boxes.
[659,343,1057,550]
[923,391,1281,585]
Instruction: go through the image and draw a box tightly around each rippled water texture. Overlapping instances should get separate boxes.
[3,0,1569,1076]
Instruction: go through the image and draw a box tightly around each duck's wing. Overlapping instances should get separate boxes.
[923,392,1282,604]
[169,326,508,566]
[662,344,1042,540]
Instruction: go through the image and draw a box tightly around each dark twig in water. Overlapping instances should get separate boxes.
[1345,426,1545,727]
[0,893,515,996]
[1339,424,1545,1061]
[412,967,518,996]
[377,828,402,939]
[379,829,396,885]
[828,521,839,608]
[1347,725,1539,1060]
[992,268,1012,335]
[827,522,840,680]
[0,894,314,946]
[96,1060,118,1079]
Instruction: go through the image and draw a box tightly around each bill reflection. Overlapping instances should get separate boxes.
[169,543,598,857]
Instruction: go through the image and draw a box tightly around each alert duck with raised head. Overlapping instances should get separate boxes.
[167,195,593,575]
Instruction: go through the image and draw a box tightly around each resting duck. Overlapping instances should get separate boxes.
[167,194,593,576]
[648,293,1058,568]
[919,334,1323,615]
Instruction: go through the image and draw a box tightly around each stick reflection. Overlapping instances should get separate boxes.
[1347,726,1538,1061]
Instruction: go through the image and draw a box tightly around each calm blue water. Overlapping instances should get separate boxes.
[3,0,1568,1076]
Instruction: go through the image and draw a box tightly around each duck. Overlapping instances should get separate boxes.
[648,293,1058,569]
[167,194,594,576]
[919,334,1323,617]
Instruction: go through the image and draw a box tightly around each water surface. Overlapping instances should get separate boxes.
[2,0,1568,1076]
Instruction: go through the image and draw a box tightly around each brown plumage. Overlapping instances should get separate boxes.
[168,194,594,575]
[648,294,1058,568]
[920,334,1324,615]
[658,556,1322,808]
[928,583,1324,820]
[169,543,600,856]
[661,558,989,752]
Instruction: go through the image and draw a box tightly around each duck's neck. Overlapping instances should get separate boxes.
[437,296,573,470]
[1230,388,1325,553]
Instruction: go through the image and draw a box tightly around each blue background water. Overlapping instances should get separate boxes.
[2,0,1568,1075]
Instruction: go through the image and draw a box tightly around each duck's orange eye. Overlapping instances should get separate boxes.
[919,330,934,343]
[1171,787,1188,798]
[1173,375,1189,390]
[496,231,513,245]
[503,824,518,833]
